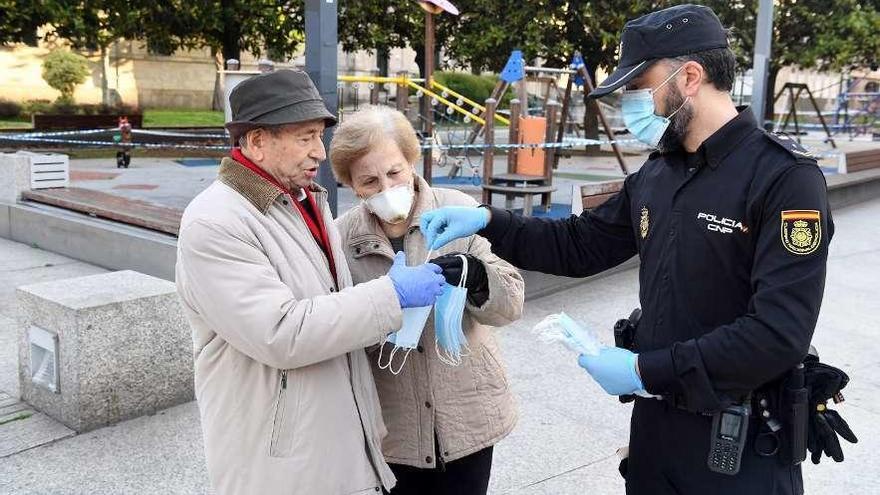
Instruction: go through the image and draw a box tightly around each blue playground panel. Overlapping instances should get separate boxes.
[431,175,482,186]
[176,158,220,167]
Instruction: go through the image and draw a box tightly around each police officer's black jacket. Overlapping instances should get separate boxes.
[480,109,833,413]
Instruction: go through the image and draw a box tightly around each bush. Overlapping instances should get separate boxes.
[100,103,139,116]
[433,71,514,121]
[42,49,91,103]
[21,100,53,118]
[50,101,78,115]
[0,98,22,119]
[434,72,514,105]
[19,100,139,117]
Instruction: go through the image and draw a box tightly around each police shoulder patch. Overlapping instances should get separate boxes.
[780,210,821,255]
[766,132,817,162]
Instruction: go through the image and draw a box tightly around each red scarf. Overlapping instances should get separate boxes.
[231,148,337,286]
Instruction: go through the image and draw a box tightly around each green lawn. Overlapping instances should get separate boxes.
[0,117,31,129]
[142,108,225,127]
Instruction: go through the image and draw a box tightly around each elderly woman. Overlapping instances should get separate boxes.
[331,105,524,495]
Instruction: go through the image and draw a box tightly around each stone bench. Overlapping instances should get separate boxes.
[17,270,192,432]
[22,187,183,236]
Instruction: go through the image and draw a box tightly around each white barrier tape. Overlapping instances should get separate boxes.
[0,135,229,150]
[3,128,228,140]
[2,133,641,152]
[418,137,643,151]
[131,129,228,139]
[3,128,116,139]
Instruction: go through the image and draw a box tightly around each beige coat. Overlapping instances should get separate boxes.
[175,157,399,495]
[336,175,524,469]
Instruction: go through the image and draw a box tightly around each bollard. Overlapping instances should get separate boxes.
[369,69,381,105]
[257,59,275,73]
[396,71,410,113]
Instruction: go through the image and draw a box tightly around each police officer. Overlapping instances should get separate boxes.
[420,4,835,494]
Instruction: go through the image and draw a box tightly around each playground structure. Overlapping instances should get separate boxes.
[7,52,878,220]
[334,50,632,214]
[773,74,879,142]
[834,75,880,139]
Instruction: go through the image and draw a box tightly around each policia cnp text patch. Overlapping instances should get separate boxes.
[781,210,821,255]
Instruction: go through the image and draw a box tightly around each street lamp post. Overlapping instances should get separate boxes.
[305,0,339,215]
[751,0,775,127]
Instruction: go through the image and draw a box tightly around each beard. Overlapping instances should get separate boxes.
[656,84,693,153]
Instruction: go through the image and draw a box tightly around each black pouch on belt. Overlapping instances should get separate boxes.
[614,308,641,404]
[779,363,809,465]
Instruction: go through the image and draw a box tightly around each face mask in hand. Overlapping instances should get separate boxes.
[620,65,689,148]
[364,183,415,224]
[378,305,432,375]
[434,254,471,366]
[533,312,601,356]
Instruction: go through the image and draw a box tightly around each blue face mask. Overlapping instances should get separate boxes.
[378,305,432,375]
[620,65,689,148]
[434,255,471,366]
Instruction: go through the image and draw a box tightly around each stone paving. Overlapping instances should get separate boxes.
[0,197,877,494]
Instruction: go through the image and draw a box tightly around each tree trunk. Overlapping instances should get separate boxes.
[413,43,425,79]
[377,46,389,77]
[212,49,224,111]
[221,38,241,66]
[100,45,110,106]
[763,65,780,130]
[220,0,242,65]
[582,62,600,154]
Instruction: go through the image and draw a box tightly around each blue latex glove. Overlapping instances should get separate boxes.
[577,347,644,396]
[420,206,490,251]
[387,251,446,308]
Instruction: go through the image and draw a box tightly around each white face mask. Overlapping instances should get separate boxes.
[363,183,415,224]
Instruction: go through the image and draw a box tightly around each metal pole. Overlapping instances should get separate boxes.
[508,99,521,174]
[543,101,559,183]
[523,65,577,75]
[804,86,837,148]
[751,0,774,127]
[576,65,628,175]
[305,0,339,216]
[555,75,573,168]
[482,98,496,206]
[422,12,435,185]
[542,101,561,212]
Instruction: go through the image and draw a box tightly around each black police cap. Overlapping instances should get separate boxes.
[589,4,729,98]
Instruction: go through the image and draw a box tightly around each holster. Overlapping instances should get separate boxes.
[779,363,809,465]
[755,363,809,465]
[614,308,641,404]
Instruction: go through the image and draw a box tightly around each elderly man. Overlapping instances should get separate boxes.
[175,70,446,495]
